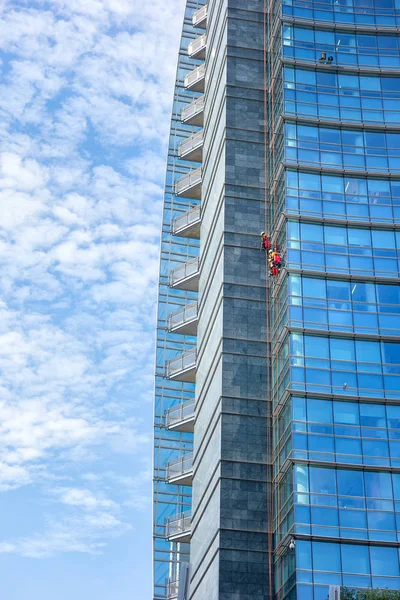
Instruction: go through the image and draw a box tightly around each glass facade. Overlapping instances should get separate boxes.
[282,0,400,27]
[156,0,400,599]
[283,27,400,69]
[284,68,400,126]
[269,0,400,598]
[153,2,205,599]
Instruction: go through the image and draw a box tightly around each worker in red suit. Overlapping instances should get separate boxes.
[261,232,270,251]
[268,247,282,277]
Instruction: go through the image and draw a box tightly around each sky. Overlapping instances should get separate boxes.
[0,0,185,598]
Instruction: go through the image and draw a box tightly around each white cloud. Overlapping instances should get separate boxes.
[0,511,131,558]
[52,487,118,511]
[0,0,186,558]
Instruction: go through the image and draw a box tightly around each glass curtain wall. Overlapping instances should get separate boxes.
[268,1,400,599]
[153,2,205,598]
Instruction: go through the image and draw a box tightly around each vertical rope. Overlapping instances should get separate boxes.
[265,0,286,597]
[263,2,274,600]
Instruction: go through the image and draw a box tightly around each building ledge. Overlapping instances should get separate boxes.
[172,205,201,239]
[282,113,400,132]
[281,14,400,35]
[169,257,199,292]
[286,265,400,285]
[166,348,197,382]
[192,5,207,28]
[166,453,193,486]
[168,302,198,336]
[184,64,205,92]
[166,401,195,433]
[282,57,400,77]
[181,96,204,126]
[178,130,203,162]
[282,160,400,180]
[188,34,206,59]
[279,210,400,231]
[166,511,191,543]
[175,168,202,199]
[167,580,178,600]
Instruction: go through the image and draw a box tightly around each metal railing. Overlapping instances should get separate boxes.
[168,302,198,331]
[166,511,192,539]
[181,96,204,123]
[172,205,201,235]
[166,453,193,481]
[167,580,179,599]
[166,401,195,428]
[188,34,207,57]
[184,64,205,89]
[178,130,203,158]
[166,347,197,378]
[175,168,202,196]
[169,257,199,287]
[192,4,207,26]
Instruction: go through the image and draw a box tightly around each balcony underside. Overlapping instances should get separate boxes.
[167,364,196,383]
[192,5,207,29]
[175,169,202,200]
[190,46,205,60]
[185,77,205,93]
[169,317,198,336]
[167,415,195,433]
[166,529,191,543]
[168,301,198,336]
[173,219,200,239]
[179,145,203,162]
[167,471,193,487]
[170,272,199,292]
[188,35,206,60]
[176,182,201,199]
[181,102,204,126]
[166,401,195,433]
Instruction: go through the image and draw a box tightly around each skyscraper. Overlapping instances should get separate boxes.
[154,1,400,599]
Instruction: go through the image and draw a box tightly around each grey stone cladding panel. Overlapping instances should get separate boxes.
[191,0,269,597]
[221,412,268,463]
[221,353,267,400]
[228,0,265,13]
[223,297,267,341]
[227,97,265,132]
[224,246,266,288]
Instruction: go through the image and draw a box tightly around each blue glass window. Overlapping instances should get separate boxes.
[310,468,336,495]
[393,473,400,499]
[330,338,354,362]
[312,542,341,572]
[368,511,396,531]
[305,336,329,358]
[333,402,359,425]
[337,469,364,497]
[382,342,400,365]
[307,399,331,423]
[297,540,312,570]
[370,546,399,576]
[365,472,393,499]
[304,278,325,298]
[341,544,370,574]
[293,397,307,422]
[387,405,400,429]
[295,464,309,493]
[327,280,350,301]
[377,284,400,305]
[360,404,386,428]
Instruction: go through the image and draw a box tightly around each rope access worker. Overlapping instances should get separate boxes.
[268,246,282,277]
[261,232,270,251]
